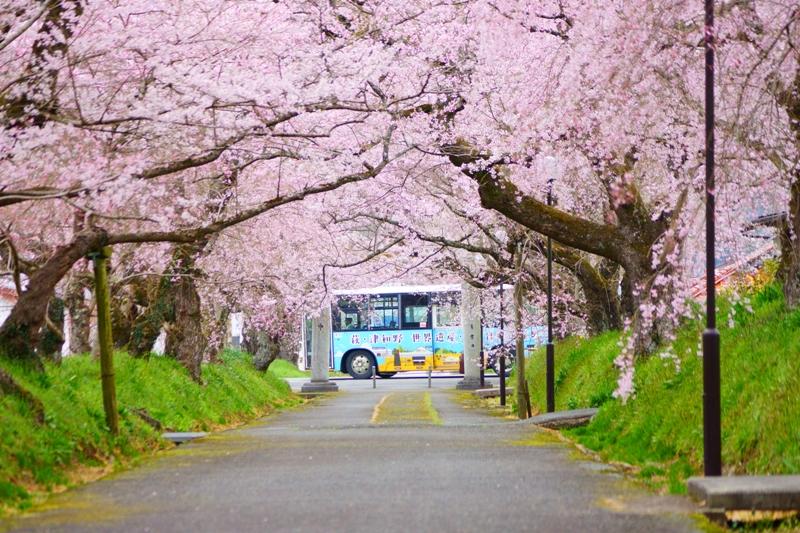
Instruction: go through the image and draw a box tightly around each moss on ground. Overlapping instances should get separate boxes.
[508,430,564,448]
[371,392,442,425]
[453,390,516,419]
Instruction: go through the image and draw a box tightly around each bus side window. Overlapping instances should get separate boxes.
[432,292,461,327]
[333,297,366,331]
[369,294,399,330]
[401,294,430,329]
[434,302,461,327]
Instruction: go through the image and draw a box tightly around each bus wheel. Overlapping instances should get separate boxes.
[492,360,513,377]
[346,350,375,379]
[378,372,396,379]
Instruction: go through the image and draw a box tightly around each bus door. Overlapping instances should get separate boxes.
[431,294,463,372]
[399,294,434,371]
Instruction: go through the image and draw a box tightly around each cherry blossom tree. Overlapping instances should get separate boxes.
[1,0,797,401]
[0,0,426,367]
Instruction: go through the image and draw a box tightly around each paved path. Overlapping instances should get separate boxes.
[4,378,699,532]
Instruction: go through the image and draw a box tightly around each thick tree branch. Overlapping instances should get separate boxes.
[443,141,635,266]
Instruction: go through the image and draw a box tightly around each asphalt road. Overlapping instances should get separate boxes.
[3,377,699,532]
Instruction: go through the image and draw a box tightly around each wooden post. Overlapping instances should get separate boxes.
[514,243,530,419]
[90,246,118,435]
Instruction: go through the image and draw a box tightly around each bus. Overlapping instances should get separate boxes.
[329,284,545,379]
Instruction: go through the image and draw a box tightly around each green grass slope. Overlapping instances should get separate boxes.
[266,359,308,378]
[523,282,800,493]
[0,349,299,513]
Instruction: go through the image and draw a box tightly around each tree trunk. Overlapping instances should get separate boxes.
[127,277,167,358]
[110,285,139,348]
[64,269,92,355]
[242,323,282,372]
[626,260,663,354]
[128,242,208,378]
[203,306,230,363]
[164,274,205,382]
[581,278,622,334]
[778,69,800,308]
[256,334,282,372]
[619,269,636,319]
[779,176,800,307]
[444,141,673,355]
[37,296,65,363]
[279,335,299,366]
[0,229,107,366]
[549,244,623,334]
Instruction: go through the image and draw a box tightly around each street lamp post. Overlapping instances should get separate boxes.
[703,0,722,477]
[546,178,555,413]
[499,283,506,406]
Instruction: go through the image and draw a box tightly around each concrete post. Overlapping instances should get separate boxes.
[457,282,482,390]
[301,305,338,393]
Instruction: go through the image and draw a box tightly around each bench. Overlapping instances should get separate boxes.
[161,432,208,444]
[688,475,800,512]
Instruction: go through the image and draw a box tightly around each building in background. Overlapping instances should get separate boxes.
[0,283,17,326]
[229,312,243,349]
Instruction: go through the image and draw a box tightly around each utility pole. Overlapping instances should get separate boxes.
[90,246,118,435]
[703,0,721,477]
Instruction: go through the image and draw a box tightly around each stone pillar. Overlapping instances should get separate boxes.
[301,305,339,393]
[457,282,483,390]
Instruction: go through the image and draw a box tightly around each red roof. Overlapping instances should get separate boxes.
[0,286,18,303]
[690,243,775,299]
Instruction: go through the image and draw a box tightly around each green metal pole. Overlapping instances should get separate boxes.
[513,243,530,419]
[91,246,118,435]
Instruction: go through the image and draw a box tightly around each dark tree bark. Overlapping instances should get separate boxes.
[110,282,143,349]
[0,228,107,365]
[540,241,623,334]
[164,273,205,381]
[243,328,282,372]
[126,275,165,358]
[64,269,92,355]
[37,296,65,363]
[242,289,290,373]
[777,69,800,308]
[570,256,622,334]
[779,177,800,307]
[444,141,683,354]
[203,306,230,364]
[619,269,636,319]
[127,242,207,379]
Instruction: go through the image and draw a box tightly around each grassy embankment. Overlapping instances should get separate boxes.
[266,359,308,378]
[267,359,347,378]
[0,349,301,514]
[521,280,800,494]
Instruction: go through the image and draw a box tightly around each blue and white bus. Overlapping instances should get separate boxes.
[328,284,545,379]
